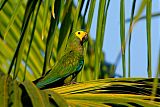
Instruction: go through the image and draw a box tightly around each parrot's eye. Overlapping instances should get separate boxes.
[75,31,87,41]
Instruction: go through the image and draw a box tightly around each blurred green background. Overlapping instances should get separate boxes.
[0,0,159,81]
[0,0,160,106]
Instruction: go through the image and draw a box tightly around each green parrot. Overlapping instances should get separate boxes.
[34,30,88,89]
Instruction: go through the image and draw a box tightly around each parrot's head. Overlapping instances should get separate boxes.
[66,30,88,53]
[74,30,88,44]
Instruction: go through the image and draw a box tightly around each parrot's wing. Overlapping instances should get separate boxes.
[36,51,83,88]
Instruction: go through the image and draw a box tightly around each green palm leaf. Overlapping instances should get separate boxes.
[52,78,160,106]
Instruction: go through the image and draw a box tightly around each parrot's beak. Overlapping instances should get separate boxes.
[82,33,88,43]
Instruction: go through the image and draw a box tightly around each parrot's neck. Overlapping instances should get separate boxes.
[65,38,83,55]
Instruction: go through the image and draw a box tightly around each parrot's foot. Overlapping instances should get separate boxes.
[64,81,77,86]
[71,81,77,84]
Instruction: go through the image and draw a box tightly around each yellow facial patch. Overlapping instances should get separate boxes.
[75,31,87,41]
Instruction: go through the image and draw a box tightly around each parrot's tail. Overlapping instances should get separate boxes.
[32,76,43,84]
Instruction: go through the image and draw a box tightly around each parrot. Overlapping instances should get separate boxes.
[34,30,88,89]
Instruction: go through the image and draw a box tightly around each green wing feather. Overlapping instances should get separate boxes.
[36,51,84,88]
